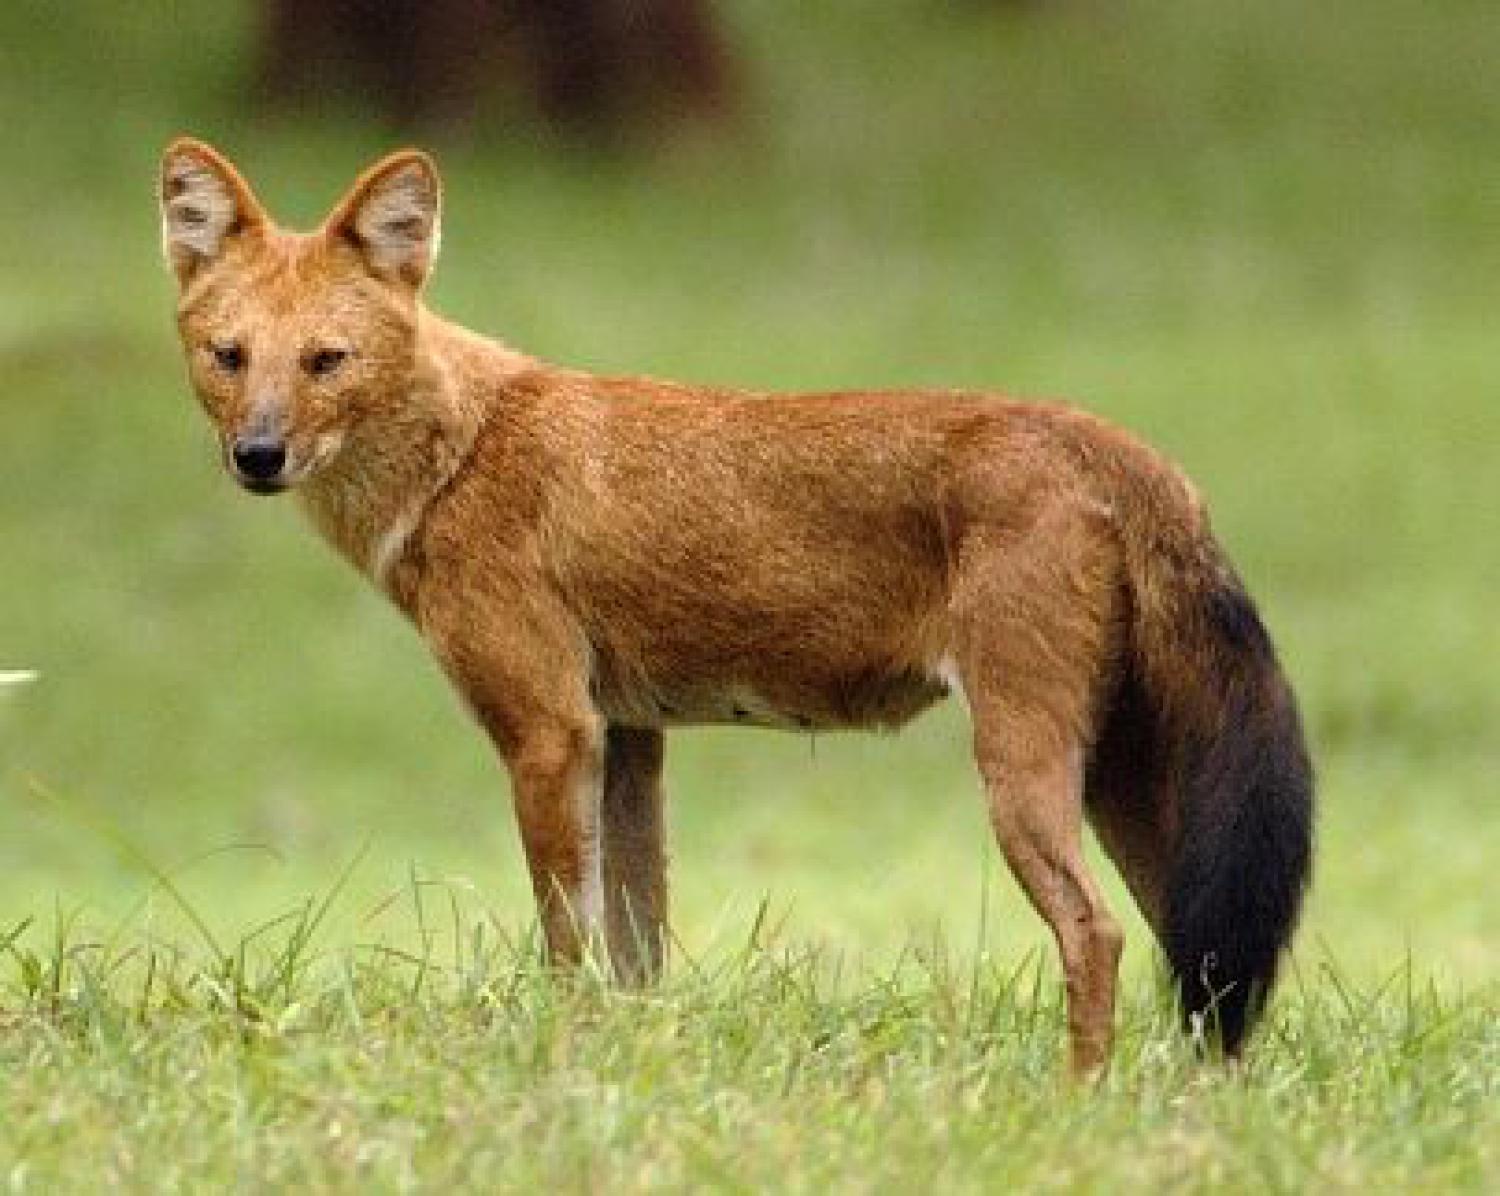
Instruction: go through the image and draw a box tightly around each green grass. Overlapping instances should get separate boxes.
[3,899,1496,1191]
[2,0,1498,1188]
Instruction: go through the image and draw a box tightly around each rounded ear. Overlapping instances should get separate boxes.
[324,150,441,289]
[159,138,268,286]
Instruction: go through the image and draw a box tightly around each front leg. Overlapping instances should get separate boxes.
[428,600,605,968]
[504,714,606,966]
[601,726,668,983]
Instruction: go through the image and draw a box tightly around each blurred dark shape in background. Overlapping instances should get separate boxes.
[259,0,738,138]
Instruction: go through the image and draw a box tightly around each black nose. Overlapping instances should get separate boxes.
[231,436,288,483]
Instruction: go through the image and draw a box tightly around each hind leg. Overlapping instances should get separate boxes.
[952,497,1126,1074]
[1082,681,1175,940]
[600,726,668,984]
[1085,779,1171,941]
[972,713,1124,1077]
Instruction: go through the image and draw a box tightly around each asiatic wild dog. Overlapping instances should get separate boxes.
[158,139,1313,1075]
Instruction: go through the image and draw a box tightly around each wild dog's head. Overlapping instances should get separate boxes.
[159,139,440,495]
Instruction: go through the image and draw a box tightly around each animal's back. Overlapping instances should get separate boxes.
[480,377,1122,732]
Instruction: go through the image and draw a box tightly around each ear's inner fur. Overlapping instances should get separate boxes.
[331,159,440,287]
[161,155,252,274]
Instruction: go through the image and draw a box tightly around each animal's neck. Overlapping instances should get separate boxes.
[296,309,530,595]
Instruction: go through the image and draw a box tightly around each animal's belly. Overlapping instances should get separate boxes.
[594,664,952,733]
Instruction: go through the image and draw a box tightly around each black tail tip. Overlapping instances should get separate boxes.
[1161,578,1314,1057]
[1173,956,1269,1056]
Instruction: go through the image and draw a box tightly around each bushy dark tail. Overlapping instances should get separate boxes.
[1124,522,1314,1054]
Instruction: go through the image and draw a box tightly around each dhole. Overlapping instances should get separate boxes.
[159,139,1313,1075]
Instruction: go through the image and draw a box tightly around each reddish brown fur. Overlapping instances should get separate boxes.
[159,140,1312,1076]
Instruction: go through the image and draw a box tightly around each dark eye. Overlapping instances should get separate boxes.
[307,347,349,377]
[210,342,244,373]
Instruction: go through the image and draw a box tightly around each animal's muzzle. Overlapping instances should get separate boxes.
[230,434,289,494]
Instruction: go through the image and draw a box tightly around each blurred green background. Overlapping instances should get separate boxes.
[1,0,1496,984]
